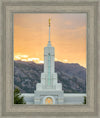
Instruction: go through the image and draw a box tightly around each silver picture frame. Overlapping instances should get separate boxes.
[0,0,99,117]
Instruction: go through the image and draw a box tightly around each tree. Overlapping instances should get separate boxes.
[83,96,86,104]
[14,88,26,104]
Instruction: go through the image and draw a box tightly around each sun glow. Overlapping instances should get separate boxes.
[14,14,86,68]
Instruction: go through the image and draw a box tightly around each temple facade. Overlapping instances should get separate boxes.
[34,19,64,104]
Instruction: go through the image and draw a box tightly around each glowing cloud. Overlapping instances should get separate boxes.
[21,59,27,61]
[63,59,68,63]
[14,55,44,64]
[28,58,39,61]
[55,58,58,61]
[15,56,21,60]
[39,61,44,63]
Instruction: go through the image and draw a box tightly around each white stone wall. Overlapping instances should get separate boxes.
[21,93,86,105]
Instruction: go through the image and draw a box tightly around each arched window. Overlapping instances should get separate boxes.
[45,97,53,104]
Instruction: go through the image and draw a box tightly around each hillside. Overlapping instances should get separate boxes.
[14,61,86,93]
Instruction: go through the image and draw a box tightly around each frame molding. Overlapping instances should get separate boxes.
[0,0,99,118]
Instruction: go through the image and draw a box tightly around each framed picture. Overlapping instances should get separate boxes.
[0,0,99,117]
[14,13,87,105]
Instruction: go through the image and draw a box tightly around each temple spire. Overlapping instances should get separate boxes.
[49,18,51,27]
[48,18,51,47]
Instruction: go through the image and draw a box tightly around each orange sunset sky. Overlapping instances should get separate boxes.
[14,13,86,67]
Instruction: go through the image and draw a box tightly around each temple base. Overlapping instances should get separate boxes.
[34,90,64,104]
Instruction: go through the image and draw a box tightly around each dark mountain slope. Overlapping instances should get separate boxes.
[14,61,86,93]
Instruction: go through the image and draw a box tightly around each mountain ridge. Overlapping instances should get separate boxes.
[14,60,86,93]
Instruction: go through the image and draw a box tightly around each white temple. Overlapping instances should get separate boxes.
[21,19,86,105]
[34,19,64,104]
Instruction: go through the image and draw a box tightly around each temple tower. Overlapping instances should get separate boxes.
[34,19,64,104]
